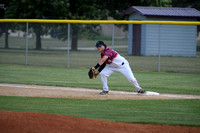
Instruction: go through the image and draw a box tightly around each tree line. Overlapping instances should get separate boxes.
[0,0,199,50]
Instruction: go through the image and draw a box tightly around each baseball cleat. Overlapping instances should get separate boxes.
[99,91,109,95]
[137,89,146,94]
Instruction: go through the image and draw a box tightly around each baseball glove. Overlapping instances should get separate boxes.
[88,67,95,79]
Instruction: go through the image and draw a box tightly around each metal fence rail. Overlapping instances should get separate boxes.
[1,19,200,25]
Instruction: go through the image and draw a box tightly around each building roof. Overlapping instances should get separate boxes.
[122,6,200,18]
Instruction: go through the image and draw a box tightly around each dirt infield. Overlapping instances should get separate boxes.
[0,83,200,133]
[1,111,200,133]
[0,83,200,100]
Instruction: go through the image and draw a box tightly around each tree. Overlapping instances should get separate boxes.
[3,0,106,50]
[172,0,200,9]
[66,0,106,50]
[3,0,70,50]
[97,0,171,20]
[50,0,107,51]
[0,0,11,49]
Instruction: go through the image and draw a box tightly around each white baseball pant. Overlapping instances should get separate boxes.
[100,61,142,92]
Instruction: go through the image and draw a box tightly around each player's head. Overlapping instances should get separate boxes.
[96,41,107,48]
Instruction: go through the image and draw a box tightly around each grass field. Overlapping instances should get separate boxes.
[0,96,200,126]
[0,64,200,126]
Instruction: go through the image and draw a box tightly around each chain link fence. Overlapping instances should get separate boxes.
[0,22,200,73]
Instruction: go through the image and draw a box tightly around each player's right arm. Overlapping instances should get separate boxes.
[98,55,108,65]
[93,55,108,70]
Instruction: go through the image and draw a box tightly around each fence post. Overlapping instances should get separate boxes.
[158,24,161,72]
[25,22,29,65]
[67,23,70,68]
[112,24,115,49]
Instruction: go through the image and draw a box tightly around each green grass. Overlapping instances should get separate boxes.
[0,96,200,126]
[0,64,200,95]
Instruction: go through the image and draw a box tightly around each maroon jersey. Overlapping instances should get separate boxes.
[101,48,118,64]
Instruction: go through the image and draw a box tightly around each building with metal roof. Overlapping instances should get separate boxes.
[122,6,200,56]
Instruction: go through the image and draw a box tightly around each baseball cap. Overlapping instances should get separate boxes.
[96,41,104,48]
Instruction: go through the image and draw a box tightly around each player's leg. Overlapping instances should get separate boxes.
[118,62,142,92]
[100,65,115,92]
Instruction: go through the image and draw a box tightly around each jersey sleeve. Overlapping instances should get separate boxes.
[104,49,113,58]
[101,48,118,64]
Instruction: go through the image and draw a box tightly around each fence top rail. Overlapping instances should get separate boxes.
[0,19,200,25]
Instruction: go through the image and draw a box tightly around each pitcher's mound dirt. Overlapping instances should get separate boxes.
[0,111,199,133]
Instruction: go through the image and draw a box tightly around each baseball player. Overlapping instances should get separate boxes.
[92,41,146,95]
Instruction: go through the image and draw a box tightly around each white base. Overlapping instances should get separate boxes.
[143,91,160,96]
